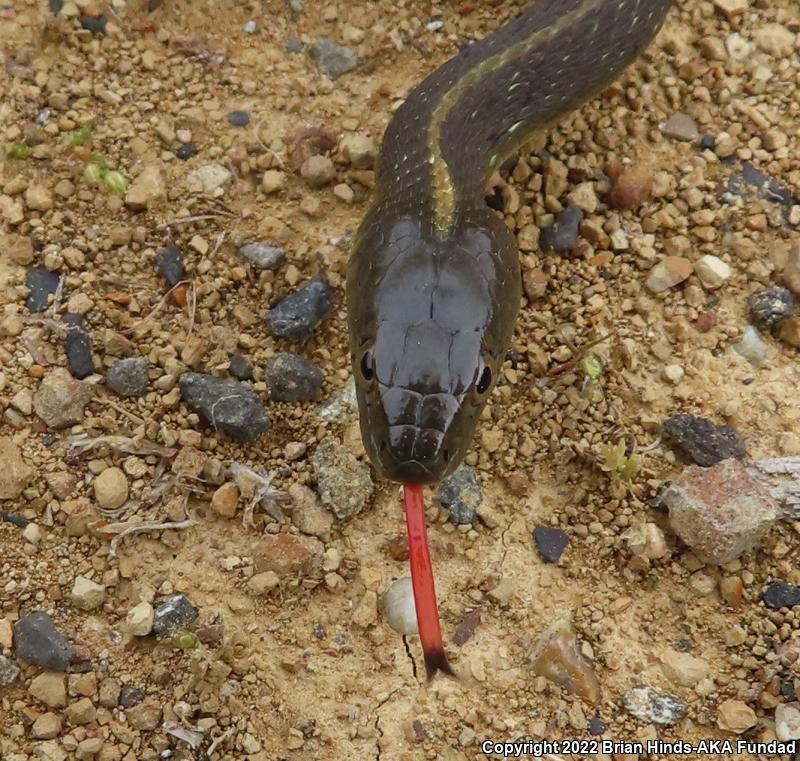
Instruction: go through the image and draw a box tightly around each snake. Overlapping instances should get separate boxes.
[345,0,674,677]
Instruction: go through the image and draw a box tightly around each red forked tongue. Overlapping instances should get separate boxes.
[403,483,455,680]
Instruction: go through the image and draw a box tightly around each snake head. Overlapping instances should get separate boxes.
[347,213,520,484]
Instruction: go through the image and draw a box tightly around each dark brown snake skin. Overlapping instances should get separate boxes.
[347,0,674,484]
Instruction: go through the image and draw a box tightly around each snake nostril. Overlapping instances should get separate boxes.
[443,449,450,463]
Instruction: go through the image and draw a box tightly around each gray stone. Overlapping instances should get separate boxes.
[438,466,483,525]
[152,595,199,635]
[264,352,325,402]
[310,38,358,79]
[662,413,747,467]
[106,357,149,398]
[240,241,286,271]
[265,278,333,341]
[624,686,687,725]
[312,439,373,520]
[13,611,75,671]
[0,653,20,687]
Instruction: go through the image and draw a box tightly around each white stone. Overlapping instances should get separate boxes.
[695,255,731,289]
[126,602,154,636]
[776,703,800,741]
[71,576,105,611]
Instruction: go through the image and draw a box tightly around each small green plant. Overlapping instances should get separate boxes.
[596,438,639,481]
[580,353,603,380]
[171,631,199,650]
[2,142,31,159]
[83,154,128,193]
[65,122,93,147]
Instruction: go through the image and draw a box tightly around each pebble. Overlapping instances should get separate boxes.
[247,571,280,596]
[339,133,377,169]
[624,686,687,725]
[608,164,653,209]
[717,699,757,733]
[254,533,324,577]
[156,244,185,287]
[119,684,145,708]
[694,255,731,289]
[152,594,199,635]
[71,575,106,611]
[25,268,61,312]
[79,14,106,34]
[778,316,800,348]
[311,439,373,520]
[438,466,483,524]
[240,241,286,271]
[775,703,800,741]
[106,357,149,397]
[126,697,162,730]
[762,581,800,609]
[228,353,253,380]
[660,648,709,687]
[211,482,240,518]
[186,163,232,194]
[664,458,778,564]
[176,142,198,161]
[662,413,747,466]
[539,205,583,253]
[288,483,333,537]
[124,163,165,210]
[5,233,34,265]
[314,378,357,425]
[24,184,53,211]
[533,525,570,563]
[748,286,795,332]
[32,712,61,741]
[264,352,325,402]
[0,654,20,687]
[352,590,378,627]
[29,672,67,708]
[227,109,251,127]
[310,38,359,79]
[261,169,286,194]
[660,112,699,142]
[0,436,33,499]
[63,314,95,379]
[265,278,333,341]
[645,257,693,293]
[13,611,75,670]
[126,601,155,636]
[179,372,269,443]
[34,368,95,429]
[301,155,336,188]
[784,243,800,296]
[93,466,129,510]
[662,364,684,384]
[733,326,767,366]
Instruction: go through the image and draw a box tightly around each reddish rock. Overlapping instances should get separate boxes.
[254,533,323,578]
[607,164,654,209]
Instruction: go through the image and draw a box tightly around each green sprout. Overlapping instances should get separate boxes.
[580,353,603,380]
[2,142,31,159]
[171,631,199,650]
[596,438,639,481]
[83,154,128,193]
[65,122,93,147]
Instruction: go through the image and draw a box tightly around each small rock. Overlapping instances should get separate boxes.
[63,314,95,379]
[254,532,324,577]
[733,326,767,366]
[26,268,61,312]
[4,233,35,265]
[660,113,700,142]
[228,353,253,380]
[211,482,239,518]
[623,522,669,560]
[646,257,693,293]
[311,439,373,520]
[301,155,336,188]
[98,677,121,708]
[247,571,280,596]
[0,654,20,687]
[106,357,149,397]
[124,163,165,210]
[438,466,483,525]
[227,109,251,127]
[523,269,548,300]
[240,241,285,271]
[340,133,377,169]
[0,436,33,499]
[762,581,800,609]
[352,590,378,627]
[662,364,684,384]
[748,287,795,332]
[719,576,744,607]
[662,413,747,466]
[381,577,417,635]
[261,170,286,194]
[93,467,129,510]
[539,205,583,253]
[717,699,757,733]
[608,164,653,209]
[778,316,800,348]
[186,163,232,194]
[775,702,800,741]
[13,611,75,670]
[264,352,325,402]
[65,696,96,725]
[152,595,199,635]
[156,244,185,287]
[176,142,198,160]
[288,483,333,537]
[664,458,778,564]
[29,672,67,708]
[125,602,154,636]
[533,525,570,563]
[310,38,359,79]
[32,712,62,740]
[660,648,709,687]
[126,697,162,730]
[754,23,796,58]
[314,378,358,425]
[624,686,687,725]
[695,255,731,289]
[78,14,106,34]
[118,684,145,708]
[70,576,105,611]
[34,368,95,429]
[179,372,269,443]
[24,184,54,212]
[265,278,333,341]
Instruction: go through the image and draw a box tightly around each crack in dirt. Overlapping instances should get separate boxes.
[373,687,402,761]
[402,634,418,680]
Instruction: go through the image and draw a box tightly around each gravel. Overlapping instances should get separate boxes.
[25,268,61,312]
[240,241,286,271]
[13,611,75,671]
[179,372,269,443]
[762,581,800,609]
[0,654,20,687]
[438,466,483,524]
[539,205,582,253]
[662,413,747,466]
[63,314,95,379]
[106,357,149,397]
[264,352,325,401]
[33,369,95,429]
[311,439,373,520]
[748,286,795,331]
[265,278,333,341]
[533,526,570,564]
[152,594,200,635]
[624,686,687,725]
[228,353,253,380]
[310,38,358,79]
[156,244,185,287]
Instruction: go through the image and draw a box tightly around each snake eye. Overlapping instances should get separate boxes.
[476,363,493,396]
[359,347,375,383]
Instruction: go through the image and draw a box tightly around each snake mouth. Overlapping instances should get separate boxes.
[370,424,448,484]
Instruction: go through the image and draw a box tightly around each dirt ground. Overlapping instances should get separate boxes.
[2,0,800,760]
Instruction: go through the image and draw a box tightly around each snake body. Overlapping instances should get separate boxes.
[347,0,673,484]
